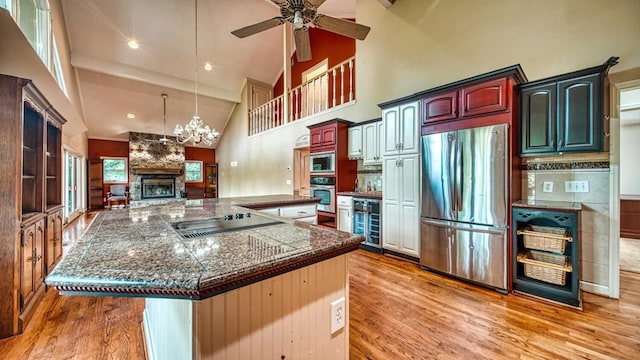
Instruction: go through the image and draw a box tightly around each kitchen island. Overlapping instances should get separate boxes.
[46,195,363,360]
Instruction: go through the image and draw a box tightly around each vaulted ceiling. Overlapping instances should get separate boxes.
[62,0,356,146]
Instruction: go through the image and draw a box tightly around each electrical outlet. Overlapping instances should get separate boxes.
[543,181,553,193]
[286,179,291,185]
[330,297,345,334]
[230,161,238,167]
[565,180,589,193]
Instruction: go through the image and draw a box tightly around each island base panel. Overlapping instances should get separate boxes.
[143,254,349,360]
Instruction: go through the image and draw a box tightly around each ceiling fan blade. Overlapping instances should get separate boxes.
[231,17,284,38]
[313,14,371,40]
[294,27,312,62]
[306,0,327,7]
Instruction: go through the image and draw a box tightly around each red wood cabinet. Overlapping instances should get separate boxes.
[461,78,509,118]
[422,91,458,125]
[421,78,512,126]
[310,123,337,150]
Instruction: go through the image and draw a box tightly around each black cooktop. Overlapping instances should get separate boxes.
[172,212,282,239]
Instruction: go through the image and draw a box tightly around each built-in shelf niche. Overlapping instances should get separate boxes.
[22,104,43,215]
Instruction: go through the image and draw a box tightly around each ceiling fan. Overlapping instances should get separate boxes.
[231,0,371,62]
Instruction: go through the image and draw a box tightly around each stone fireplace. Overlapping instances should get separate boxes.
[128,132,186,201]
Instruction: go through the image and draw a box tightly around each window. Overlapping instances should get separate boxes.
[0,0,14,15]
[103,158,128,183]
[19,0,51,68]
[185,161,203,183]
[51,34,68,96]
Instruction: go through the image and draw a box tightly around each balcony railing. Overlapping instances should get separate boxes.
[249,56,356,135]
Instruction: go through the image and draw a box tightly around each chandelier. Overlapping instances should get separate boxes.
[173,0,219,146]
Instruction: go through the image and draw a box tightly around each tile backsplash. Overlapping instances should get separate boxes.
[355,160,382,192]
[521,152,612,288]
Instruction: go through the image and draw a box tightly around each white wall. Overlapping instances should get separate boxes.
[620,124,640,196]
[216,0,640,197]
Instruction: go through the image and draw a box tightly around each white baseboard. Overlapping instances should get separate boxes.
[580,281,610,297]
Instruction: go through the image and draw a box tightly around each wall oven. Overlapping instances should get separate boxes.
[310,151,335,174]
[310,176,336,213]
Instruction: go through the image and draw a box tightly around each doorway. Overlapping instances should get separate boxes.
[64,148,83,224]
[293,147,310,196]
[618,86,640,273]
[301,59,328,117]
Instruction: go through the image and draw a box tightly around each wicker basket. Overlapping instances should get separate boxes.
[516,225,572,254]
[517,250,572,285]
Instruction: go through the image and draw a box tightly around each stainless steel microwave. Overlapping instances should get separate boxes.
[310,151,335,174]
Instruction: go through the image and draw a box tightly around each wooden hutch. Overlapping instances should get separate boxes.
[0,75,66,339]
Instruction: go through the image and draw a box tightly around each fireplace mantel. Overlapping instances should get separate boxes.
[131,168,183,175]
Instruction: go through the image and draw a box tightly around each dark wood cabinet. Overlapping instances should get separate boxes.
[621,199,640,239]
[557,74,601,152]
[0,75,66,339]
[45,207,64,274]
[422,91,458,124]
[520,57,618,156]
[20,216,46,329]
[512,205,581,307]
[310,123,337,150]
[520,84,556,153]
[88,159,104,210]
[205,163,218,198]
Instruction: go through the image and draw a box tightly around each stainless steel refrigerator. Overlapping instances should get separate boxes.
[420,123,508,291]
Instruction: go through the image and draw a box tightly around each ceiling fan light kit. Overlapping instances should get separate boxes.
[174,0,219,146]
[231,0,370,62]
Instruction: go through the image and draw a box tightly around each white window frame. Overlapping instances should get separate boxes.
[102,157,128,184]
[185,160,203,183]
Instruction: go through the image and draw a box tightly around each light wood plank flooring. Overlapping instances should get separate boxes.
[1,213,639,359]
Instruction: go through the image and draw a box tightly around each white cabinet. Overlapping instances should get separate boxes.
[363,121,383,166]
[258,204,317,224]
[348,126,363,159]
[382,154,420,257]
[382,101,419,156]
[336,195,353,233]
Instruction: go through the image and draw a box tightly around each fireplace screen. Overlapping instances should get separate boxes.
[141,176,176,199]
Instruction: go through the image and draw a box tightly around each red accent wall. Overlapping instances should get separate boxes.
[88,139,129,159]
[273,24,356,97]
[185,147,216,194]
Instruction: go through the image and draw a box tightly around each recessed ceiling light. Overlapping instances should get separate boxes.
[128,39,139,49]
[204,62,213,71]
[127,113,136,119]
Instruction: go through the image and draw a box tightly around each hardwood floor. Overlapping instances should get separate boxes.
[1,212,639,359]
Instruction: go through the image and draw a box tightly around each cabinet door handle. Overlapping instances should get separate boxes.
[551,140,555,148]
[559,139,564,148]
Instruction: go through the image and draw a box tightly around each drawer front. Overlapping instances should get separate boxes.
[337,196,353,207]
[280,204,317,219]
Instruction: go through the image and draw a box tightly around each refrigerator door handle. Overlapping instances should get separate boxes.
[456,139,463,212]
[448,136,457,213]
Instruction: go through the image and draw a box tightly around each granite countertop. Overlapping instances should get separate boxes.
[46,195,363,300]
[512,199,582,211]
[337,191,383,200]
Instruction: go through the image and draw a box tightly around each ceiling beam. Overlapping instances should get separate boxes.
[70,53,241,104]
[377,0,396,8]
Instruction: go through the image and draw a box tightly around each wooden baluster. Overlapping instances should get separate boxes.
[349,59,354,102]
[340,64,345,105]
[332,69,337,108]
